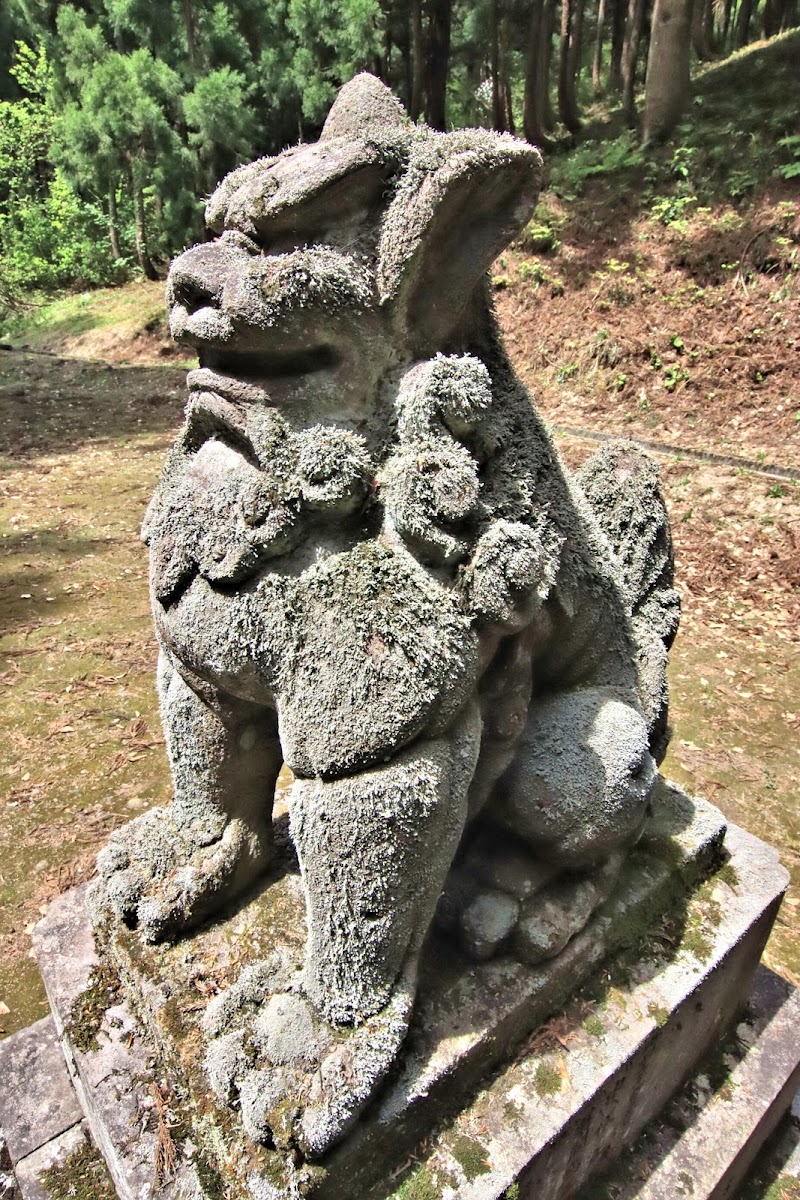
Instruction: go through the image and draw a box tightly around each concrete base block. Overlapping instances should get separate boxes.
[0,1018,83,1169]
[29,905,203,1200]
[366,819,789,1200]
[613,964,800,1200]
[17,782,791,1199]
[13,1123,90,1200]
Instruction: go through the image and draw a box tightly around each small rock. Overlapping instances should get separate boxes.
[435,867,481,934]
[459,890,520,960]
[254,993,320,1066]
[514,875,602,966]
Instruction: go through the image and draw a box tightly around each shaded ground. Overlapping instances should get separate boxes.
[0,348,185,1032]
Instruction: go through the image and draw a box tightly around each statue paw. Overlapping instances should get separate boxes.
[513,853,623,965]
[437,824,624,967]
[90,807,270,941]
[203,959,416,1157]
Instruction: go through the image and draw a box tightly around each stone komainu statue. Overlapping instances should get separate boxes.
[90,75,679,1156]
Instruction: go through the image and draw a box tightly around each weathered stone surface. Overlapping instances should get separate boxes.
[0,1132,20,1200]
[31,893,203,1200]
[0,1019,82,1166]
[355,818,787,1200]
[571,965,800,1200]
[620,966,800,1200]
[13,1124,88,1200]
[33,780,744,1198]
[459,890,520,960]
[86,71,683,1157]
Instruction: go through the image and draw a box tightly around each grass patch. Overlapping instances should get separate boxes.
[0,281,167,351]
[67,963,121,1052]
[533,1061,563,1097]
[40,1135,116,1200]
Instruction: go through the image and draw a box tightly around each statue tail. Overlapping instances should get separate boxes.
[576,440,680,764]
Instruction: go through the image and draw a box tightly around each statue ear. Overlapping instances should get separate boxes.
[378,135,542,352]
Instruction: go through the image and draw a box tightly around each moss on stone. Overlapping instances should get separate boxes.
[503,1184,520,1200]
[394,1164,442,1200]
[504,1098,524,1127]
[715,861,740,891]
[533,1061,562,1097]
[195,1153,227,1200]
[39,1135,116,1200]
[582,1014,605,1038]
[449,1134,491,1182]
[647,1002,670,1028]
[763,1175,800,1200]
[67,963,121,1052]
[680,882,722,963]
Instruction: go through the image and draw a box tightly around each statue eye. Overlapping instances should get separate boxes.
[222,229,262,255]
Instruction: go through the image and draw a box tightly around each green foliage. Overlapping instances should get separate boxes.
[549,131,646,200]
[0,42,121,301]
[664,364,690,391]
[0,0,797,302]
[286,0,384,123]
[777,135,800,179]
[649,190,697,231]
[519,221,561,254]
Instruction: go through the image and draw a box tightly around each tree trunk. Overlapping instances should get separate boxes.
[523,0,553,146]
[491,0,505,129]
[692,0,714,55]
[503,57,516,131]
[107,181,122,261]
[735,0,754,43]
[608,0,626,87]
[181,0,199,67]
[574,0,586,87]
[425,0,452,130]
[558,0,582,133]
[779,0,797,31]
[128,161,158,281]
[621,0,646,123]
[410,0,424,120]
[543,0,558,128]
[593,0,608,93]
[643,0,694,142]
[762,0,786,35]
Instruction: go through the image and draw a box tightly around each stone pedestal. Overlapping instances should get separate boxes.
[8,782,795,1199]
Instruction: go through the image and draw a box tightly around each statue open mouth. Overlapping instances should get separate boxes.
[192,346,341,391]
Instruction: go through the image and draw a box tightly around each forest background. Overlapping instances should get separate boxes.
[1,0,799,299]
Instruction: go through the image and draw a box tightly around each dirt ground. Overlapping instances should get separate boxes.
[0,180,798,1038]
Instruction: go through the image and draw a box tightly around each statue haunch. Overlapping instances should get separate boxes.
[90,74,679,1158]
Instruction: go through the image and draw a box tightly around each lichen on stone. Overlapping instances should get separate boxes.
[88,68,683,1169]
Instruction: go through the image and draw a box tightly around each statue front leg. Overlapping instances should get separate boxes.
[91,650,281,942]
[202,701,482,1158]
[290,699,482,1025]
